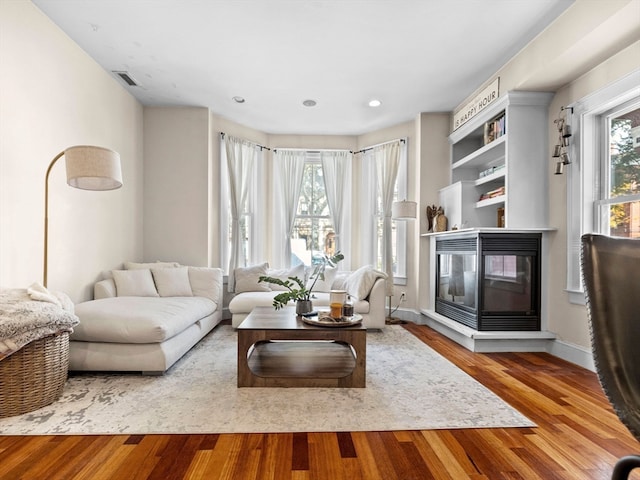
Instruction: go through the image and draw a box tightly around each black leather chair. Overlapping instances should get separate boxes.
[581,234,640,480]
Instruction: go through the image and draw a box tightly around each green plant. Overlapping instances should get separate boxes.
[258,251,344,310]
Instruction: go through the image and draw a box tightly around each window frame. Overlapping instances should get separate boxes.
[594,102,640,235]
[565,70,640,304]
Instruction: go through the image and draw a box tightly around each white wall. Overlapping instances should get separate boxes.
[416,113,451,313]
[143,107,211,267]
[0,0,144,303]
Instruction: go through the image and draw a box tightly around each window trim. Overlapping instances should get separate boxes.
[566,69,640,304]
[394,140,409,285]
[594,102,640,234]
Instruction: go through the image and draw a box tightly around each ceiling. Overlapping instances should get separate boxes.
[33,0,575,136]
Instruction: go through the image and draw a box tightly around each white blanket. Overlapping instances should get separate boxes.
[0,286,79,360]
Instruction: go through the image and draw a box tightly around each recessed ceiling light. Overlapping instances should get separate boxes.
[369,99,381,107]
[232,96,245,103]
[302,99,317,107]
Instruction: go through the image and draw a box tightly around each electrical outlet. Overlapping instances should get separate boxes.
[400,291,406,302]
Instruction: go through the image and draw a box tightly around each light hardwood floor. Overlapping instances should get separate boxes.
[0,322,638,479]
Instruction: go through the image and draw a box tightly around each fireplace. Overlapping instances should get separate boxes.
[435,232,541,331]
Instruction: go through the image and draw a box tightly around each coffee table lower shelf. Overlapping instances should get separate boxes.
[246,341,358,387]
[237,307,366,388]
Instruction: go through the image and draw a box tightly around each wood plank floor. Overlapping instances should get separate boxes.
[1,323,638,479]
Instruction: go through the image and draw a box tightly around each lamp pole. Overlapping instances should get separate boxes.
[43,151,65,287]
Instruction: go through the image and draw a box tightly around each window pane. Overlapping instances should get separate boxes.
[297,163,330,217]
[292,159,334,266]
[606,200,640,238]
[312,164,329,216]
[374,217,399,273]
[609,108,640,200]
[603,106,640,238]
[291,217,335,265]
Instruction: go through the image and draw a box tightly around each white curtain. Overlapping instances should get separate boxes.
[359,151,377,267]
[224,135,257,291]
[374,140,401,296]
[274,149,306,267]
[321,150,352,267]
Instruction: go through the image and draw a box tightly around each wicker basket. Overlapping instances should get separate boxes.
[0,332,69,418]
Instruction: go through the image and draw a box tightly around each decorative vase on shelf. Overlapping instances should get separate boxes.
[296,299,313,315]
[428,205,448,232]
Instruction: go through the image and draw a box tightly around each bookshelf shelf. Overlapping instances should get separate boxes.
[475,168,506,187]
[476,195,505,208]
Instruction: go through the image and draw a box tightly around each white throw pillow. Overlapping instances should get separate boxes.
[125,261,180,270]
[344,265,386,300]
[306,266,338,293]
[234,262,271,293]
[152,266,193,297]
[112,269,159,297]
[267,264,306,291]
[188,267,222,303]
[331,272,349,290]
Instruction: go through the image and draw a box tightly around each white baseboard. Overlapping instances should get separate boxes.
[547,339,595,372]
[401,309,596,372]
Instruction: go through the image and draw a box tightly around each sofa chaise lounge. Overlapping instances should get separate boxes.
[70,262,223,374]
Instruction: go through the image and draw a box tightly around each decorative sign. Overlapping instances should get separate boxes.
[453,78,500,131]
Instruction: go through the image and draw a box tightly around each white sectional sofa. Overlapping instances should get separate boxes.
[228,263,387,329]
[70,262,223,374]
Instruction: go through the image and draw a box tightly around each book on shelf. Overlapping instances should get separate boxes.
[483,113,506,145]
[478,163,505,179]
[497,207,505,227]
[478,185,505,201]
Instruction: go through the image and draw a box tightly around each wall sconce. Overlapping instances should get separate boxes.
[553,106,573,175]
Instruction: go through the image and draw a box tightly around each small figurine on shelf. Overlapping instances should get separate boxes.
[433,207,448,232]
[426,205,440,232]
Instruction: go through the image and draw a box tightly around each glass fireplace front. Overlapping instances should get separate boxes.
[435,232,541,331]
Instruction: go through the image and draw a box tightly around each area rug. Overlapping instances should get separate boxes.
[0,325,534,435]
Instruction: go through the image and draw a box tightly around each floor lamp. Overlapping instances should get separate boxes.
[44,145,123,287]
[387,200,417,324]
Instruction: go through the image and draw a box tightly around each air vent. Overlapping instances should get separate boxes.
[112,71,139,87]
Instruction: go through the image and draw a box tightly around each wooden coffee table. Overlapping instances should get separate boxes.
[237,306,366,388]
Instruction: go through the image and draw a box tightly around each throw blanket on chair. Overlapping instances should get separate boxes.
[0,284,79,360]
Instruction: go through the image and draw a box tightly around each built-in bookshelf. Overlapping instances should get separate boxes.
[441,91,553,229]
